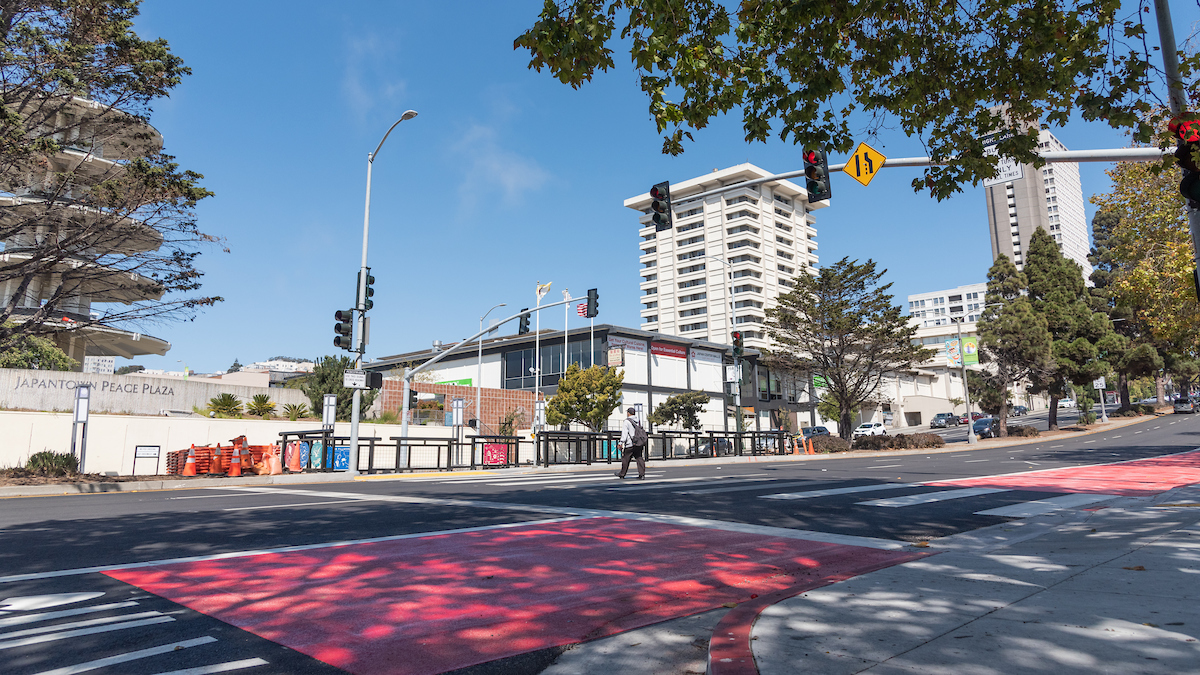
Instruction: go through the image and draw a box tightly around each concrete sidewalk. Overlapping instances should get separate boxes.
[751,485,1200,674]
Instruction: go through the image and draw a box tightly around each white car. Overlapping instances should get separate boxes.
[852,422,888,439]
[1057,398,1074,409]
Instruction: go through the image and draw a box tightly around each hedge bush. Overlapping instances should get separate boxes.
[1007,425,1040,437]
[26,451,78,476]
[852,435,893,450]
[811,435,851,453]
[891,433,946,449]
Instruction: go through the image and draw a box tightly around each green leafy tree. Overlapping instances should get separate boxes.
[1023,228,1113,430]
[545,363,625,431]
[300,355,378,422]
[966,371,1010,416]
[764,257,932,441]
[115,364,144,375]
[0,1,222,348]
[648,391,710,430]
[228,359,242,373]
[515,1,1183,199]
[0,323,75,370]
[977,255,1055,436]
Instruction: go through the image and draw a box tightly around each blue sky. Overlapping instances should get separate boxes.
[126,1,1199,374]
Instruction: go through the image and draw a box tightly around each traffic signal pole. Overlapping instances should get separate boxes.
[1153,0,1200,300]
[397,295,584,441]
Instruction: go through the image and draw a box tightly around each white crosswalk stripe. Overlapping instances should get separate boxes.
[975,493,1117,517]
[760,483,918,500]
[607,474,772,492]
[857,487,1010,507]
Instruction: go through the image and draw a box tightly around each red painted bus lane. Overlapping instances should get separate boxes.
[106,517,924,675]
[930,449,1200,496]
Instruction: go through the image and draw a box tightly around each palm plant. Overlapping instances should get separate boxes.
[208,393,243,417]
[247,394,276,419]
[283,403,308,421]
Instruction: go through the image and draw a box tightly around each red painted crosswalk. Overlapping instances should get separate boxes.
[106,517,923,675]
[931,449,1200,496]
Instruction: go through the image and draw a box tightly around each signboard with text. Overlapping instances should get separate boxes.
[945,337,979,367]
[651,342,687,359]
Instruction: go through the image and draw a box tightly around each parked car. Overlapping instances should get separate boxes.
[958,414,970,425]
[1057,398,1075,409]
[1140,397,1159,404]
[972,417,1000,439]
[970,412,986,421]
[800,426,831,439]
[1011,405,1028,416]
[852,422,888,439]
[1174,397,1195,414]
[931,413,960,428]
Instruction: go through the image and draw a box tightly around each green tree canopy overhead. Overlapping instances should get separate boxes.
[648,391,710,430]
[764,257,932,440]
[977,255,1054,436]
[300,356,378,422]
[545,363,625,431]
[515,0,1187,198]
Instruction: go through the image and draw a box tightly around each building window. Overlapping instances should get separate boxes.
[679,307,707,317]
[643,315,658,323]
[680,321,707,332]
[678,263,706,275]
[642,273,657,281]
[644,287,657,295]
[734,284,763,294]
[778,251,794,260]
[727,224,760,235]
[677,249,707,261]
[729,254,761,264]
[775,221,792,232]
[677,234,705,246]
[732,269,761,279]
[677,220,703,233]
[778,264,794,274]
[728,239,759,250]
[776,236,793,246]
[774,195,792,206]
[726,195,758,206]
[679,292,707,303]
[726,209,758,220]
[734,299,763,309]
[641,246,656,255]
[643,300,658,308]
[678,278,706,289]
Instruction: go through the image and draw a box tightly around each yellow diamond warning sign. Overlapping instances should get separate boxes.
[843,142,886,187]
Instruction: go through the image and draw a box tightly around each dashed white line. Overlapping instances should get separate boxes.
[1112,435,1122,439]
[0,601,139,628]
[1154,426,1162,429]
[859,487,1009,508]
[1049,445,1064,448]
[222,500,371,512]
[761,483,916,501]
[1084,440,1095,444]
[0,610,164,641]
[964,459,990,463]
[33,636,218,675]
[1134,431,1143,434]
[866,464,903,469]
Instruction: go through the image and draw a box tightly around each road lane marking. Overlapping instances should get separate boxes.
[760,483,916,501]
[608,475,772,491]
[1084,441,1095,444]
[0,616,174,650]
[857,487,1009,508]
[676,480,844,496]
[1112,435,1122,439]
[222,500,371,511]
[168,492,282,500]
[1049,445,1064,448]
[866,464,903,469]
[33,636,218,675]
[0,601,139,628]
[148,658,268,675]
[964,459,989,463]
[483,474,663,486]
[975,493,1118,518]
[0,610,164,641]
[1154,426,1162,429]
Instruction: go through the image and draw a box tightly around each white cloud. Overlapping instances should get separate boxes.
[454,124,550,207]
[341,34,407,120]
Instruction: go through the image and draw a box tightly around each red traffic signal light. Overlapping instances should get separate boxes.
[731,330,744,356]
[803,149,832,201]
[650,181,672,231]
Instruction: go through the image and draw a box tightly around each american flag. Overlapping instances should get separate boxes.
[577,302,589,317]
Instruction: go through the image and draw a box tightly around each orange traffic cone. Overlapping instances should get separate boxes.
[808,437,816,454]
[182,445,197,476]
[287,441,303,472]
[210,445,224,474]
[228,445,242,477]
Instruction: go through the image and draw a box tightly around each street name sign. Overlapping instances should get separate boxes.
[843,142,886,186]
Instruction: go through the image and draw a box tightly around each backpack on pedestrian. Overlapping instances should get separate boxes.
[630,418,648,447]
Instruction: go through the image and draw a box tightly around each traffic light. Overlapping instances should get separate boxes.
[407,388,418,409]
[367,371,383,389]
[650,181,672,231]
[1172,115,1200,202]
[585,288,599,318]
[333,309,354,351]
[358,268,375,311]
[802,149,832,202]
[731,330,744,357]
[518,308,531,334]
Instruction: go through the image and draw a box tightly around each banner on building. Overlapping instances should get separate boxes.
[651,342,687,359]
[690,349,723,364]
[608,336,647,352]
[608,348,624,367]
[946,337,979,368]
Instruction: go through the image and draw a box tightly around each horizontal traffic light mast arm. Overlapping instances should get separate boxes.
[402,295,583,381]
[668,147,1170,208]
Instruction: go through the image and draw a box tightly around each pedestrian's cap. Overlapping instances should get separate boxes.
[627,407,636,415]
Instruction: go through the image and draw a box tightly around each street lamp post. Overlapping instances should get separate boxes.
[951,315,978,445]
[477,302,507,434]
[705,255,742,431]
[348,110,418,476]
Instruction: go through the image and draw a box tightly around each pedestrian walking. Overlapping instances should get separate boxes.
[616,407,647,479]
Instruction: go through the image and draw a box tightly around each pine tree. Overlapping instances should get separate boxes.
[977,255,1054,436]
[1024,228,1111,429]
[544,363,625,432]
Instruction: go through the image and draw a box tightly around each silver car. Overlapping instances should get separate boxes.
[1174,397,1195,414]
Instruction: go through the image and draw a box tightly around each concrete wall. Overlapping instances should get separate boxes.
[0,367,308,415]
[0,410,453,476]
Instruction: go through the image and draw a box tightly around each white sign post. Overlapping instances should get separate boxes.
[322,393,337,429]
[982,140,1024,188]
[343,369,367,390]
[70,385,91,473]
[1094,377,1109,423]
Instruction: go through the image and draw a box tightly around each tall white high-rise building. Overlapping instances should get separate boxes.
[623,163,824,352]
[983,127,1091,279]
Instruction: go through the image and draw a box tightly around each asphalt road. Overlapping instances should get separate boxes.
[2,412,1196,675]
